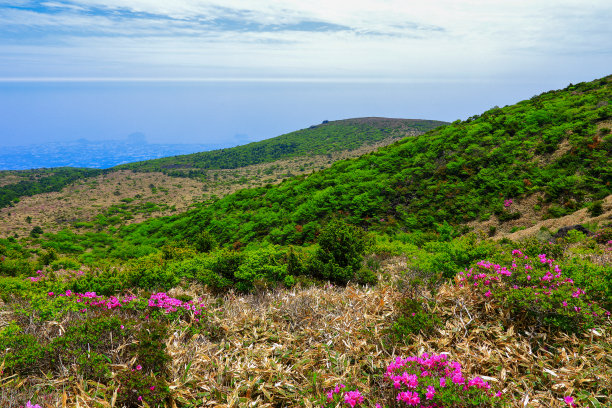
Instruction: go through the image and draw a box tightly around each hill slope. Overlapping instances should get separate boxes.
[117,117,445,177]
[0,118,443,237]
[123,76,612,247]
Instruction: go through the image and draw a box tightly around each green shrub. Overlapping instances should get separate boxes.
[587,200,604,217]
[49,315,130,380]
[115,369,172,408]
[194,230,217,252]
[312,219,368,284]
[29,226,44,238]
[389,297,441,344]
[49,257,80,271]
[76,351,111,380]
[0,257,33,277]
[66,269,127,296]
[134,320,171,375]
[594,225,612,244]
[0,332,49,376]
[125,255,180,291]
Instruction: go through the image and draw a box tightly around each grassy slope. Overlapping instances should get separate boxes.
[124,76,612,247]
[0,167,103,209]
[116,118,446,176]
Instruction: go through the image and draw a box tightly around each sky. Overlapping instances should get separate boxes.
[0,0,611,147]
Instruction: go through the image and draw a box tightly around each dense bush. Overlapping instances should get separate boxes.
[312,219,371,284]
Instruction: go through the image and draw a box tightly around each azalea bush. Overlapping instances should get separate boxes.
[319,353,507,408]
[458,250,611,332]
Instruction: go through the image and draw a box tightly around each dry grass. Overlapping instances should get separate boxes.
[467,193,612,239]
[2,256,610,407]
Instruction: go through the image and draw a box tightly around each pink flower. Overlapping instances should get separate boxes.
[344,390,364,407]
[137,396,143,402]
[426,385,436,400]
[564,396,574,406]
[484,290,492,297]
[150,386,155,391]
[136,365,142,371]
[439,378,446,388]
[397,391,420,405]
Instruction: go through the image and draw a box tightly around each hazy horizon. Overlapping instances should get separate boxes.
[1,75,606,149]
[1,1,611,149]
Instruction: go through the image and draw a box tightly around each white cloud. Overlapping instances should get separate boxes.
[0,0,610,80]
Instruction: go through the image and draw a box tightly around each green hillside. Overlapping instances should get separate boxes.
[122,76,612,247]
[0,118,444,213]
[116,118,446,177]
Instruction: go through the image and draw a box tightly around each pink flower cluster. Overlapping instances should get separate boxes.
[323,354,501,408]
[458,251,611,320]
[27,270,45,283]
[504,199,513,208]
[148,292,204,315]
[47,289,206,318]
[384,353,497,407]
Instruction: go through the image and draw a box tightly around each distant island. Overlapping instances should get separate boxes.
[0,133,224,170]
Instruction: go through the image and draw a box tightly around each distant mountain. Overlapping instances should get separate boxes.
[117,118,447,177]
[0,137,223,170]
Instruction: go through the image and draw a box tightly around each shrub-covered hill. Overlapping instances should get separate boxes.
[0,117,443,215]
[116,118,446,177]
[121,76,612,247]
[0,167,103,209]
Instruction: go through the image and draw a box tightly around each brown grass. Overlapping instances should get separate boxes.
[467,194,612,239]
[2,256,610,407]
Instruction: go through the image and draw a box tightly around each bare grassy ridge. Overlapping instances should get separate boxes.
[467,194,612,238]
[1,255,609,407]
[0,136,403,238]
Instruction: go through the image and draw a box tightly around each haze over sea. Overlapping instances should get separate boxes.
[0,77,593,149]
[1,0,610,167]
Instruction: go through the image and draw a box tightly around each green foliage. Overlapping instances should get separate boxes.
[389,297,441,343]
[125,254,180,291]
[593,224,612,244]
[193,230,217,252]
[115,369,172,408]
[107,75,612,255]
[49,257,80,271]
[424,234,497,279]
[0,315,130,380]
[29,226,43,238]
[0,332,49,376]
[134,320,171,375]
[587,200,604,216]
[312,219,369,284]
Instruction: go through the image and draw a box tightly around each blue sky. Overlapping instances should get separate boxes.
[0,0,611,147]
